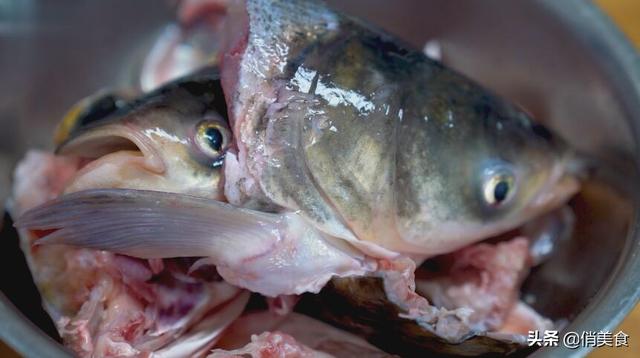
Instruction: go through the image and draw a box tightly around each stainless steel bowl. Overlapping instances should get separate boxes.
[1,1,639,357]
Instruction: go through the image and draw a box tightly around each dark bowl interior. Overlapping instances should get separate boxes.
[1,1,640,357]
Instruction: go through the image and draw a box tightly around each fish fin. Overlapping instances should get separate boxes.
[16,189,373,296]
[15,189,284,261]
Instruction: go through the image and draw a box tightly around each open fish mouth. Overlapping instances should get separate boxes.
[54,124,170,196]
[51,90,166,188]
[57,124,163,172]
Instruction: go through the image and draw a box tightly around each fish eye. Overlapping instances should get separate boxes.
[481,169,516,207]
[195,120,230,158]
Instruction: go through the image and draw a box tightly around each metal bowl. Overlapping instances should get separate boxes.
[1,1,639,357]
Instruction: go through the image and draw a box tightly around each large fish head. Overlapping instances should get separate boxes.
[54,70,231,199]
[395,71,582,254]
[206,0,583,255]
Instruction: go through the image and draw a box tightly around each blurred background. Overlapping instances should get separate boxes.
[0,0,639,357]
[588,0,639,357]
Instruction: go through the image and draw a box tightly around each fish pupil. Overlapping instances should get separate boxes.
[493,181,510,203]
[204,127,223,152]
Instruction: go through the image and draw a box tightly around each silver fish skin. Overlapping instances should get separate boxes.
[222,0,580,255]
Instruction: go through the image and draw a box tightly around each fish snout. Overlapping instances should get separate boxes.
[55,122,172,194]
[528,152,584,214]
[56,123,165,175]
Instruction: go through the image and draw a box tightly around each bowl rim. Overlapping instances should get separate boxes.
[1,1,640,357]
[0,294,71,357]
[530,0,640,357]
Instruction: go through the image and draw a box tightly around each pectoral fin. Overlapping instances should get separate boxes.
[15,189,284,263]
[16,189,373,296]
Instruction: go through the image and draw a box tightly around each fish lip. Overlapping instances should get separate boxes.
[531,173,580,210]
[56,123,166,174]
[529,156,582,212]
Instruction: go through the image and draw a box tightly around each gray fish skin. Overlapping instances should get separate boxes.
[55,69,233,200]
[225,0,579,255]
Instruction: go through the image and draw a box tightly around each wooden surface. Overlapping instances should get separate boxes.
[590,0,640,357]
[1,1,639,357]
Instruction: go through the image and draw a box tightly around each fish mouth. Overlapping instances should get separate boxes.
[56,123,166,175]
[56,123,168,193]
[532,173,579,210]
[527,154,583,215]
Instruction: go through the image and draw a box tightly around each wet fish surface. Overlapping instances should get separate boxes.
[10,0,584,356]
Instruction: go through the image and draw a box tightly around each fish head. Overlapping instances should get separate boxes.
[395,74,581,254]
[55,70,231,199]
[203,0,583,255]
